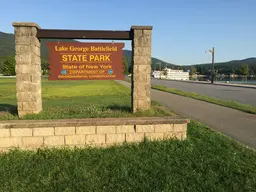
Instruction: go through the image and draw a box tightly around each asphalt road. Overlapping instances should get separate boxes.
[117,80,256,149]
[151,79,256,107]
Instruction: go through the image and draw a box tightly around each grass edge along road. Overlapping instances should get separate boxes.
[0,120,255,191]
[124,78,256,114]
[152,85,256,114]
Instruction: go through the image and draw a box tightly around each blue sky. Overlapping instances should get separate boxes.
[1,0,255,65]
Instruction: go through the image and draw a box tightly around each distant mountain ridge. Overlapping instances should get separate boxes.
[0,31,255,73]
[0,31,175,69]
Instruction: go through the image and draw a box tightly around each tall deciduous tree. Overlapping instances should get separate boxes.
[240,64,249,76]
[2,56,15,76]
[189,66,197,75]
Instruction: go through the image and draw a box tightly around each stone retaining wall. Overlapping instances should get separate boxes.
[0,117,189,152]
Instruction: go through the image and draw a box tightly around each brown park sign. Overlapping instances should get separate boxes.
[47,42,125,80]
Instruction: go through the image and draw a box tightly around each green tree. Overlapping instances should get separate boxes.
[240,64,249,76]
[189,66,197,75]
[122,57,129,75]
[41,58,49,75]
[2,56,15,76]
[0,56,5,74]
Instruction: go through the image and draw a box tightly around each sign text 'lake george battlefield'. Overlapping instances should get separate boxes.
[47,42,125,80]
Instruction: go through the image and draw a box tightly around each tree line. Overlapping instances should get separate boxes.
[0,56,130,76]
[0,55,254,77]
[187,64,254,76]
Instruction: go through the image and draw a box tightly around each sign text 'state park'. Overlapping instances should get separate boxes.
[47,42,125,80]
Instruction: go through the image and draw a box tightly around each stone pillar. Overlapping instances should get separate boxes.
[131,26,152,112]
[12,22,42,117]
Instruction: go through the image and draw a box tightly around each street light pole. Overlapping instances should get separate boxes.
[205,47,215,84]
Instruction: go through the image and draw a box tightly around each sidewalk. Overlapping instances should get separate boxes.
[117,80,256,149]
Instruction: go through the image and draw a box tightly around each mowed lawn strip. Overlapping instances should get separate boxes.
[0,78,172,120]
[124,77,256,114]
[152,85,256,114]
[0,120,255,191]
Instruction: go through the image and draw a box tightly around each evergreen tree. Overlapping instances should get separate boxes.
[2,56,15,76]
[122,57,129,75]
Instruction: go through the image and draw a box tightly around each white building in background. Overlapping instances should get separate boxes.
[152,68,189,80]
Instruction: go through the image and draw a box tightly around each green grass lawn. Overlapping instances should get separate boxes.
[0,120,255,191]
[0,78,172,120]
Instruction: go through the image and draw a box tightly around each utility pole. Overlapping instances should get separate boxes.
[205,47,215,84]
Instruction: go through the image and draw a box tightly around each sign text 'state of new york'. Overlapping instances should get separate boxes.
[47,42,125,80]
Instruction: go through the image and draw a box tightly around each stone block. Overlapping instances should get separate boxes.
[134,47,151,56]
[163,132,176,139]
[22,137,43,148]
[138,65,151,73]
[155,124,173,132]
[0,129,10,137]
[86,134,105,144]
[15,36,31,45]
[133,30,143,38]
[136,125,154,133]
[133,37,151,47]
[116,125,135,133]
[31,73,41,83]
[55,127,75,135]
[14,45,40,57]
[76,126,96,135]
[44,136,64,146]
[65,135,85,145]
[15,64,32,74]
[16,92,31,102]
[134,84,150,97]
[16,82,41,92]
[18,111,33,117]
[106,134,125,144]
[23,101,40,111]
[11,128,32,137]
[31,46,40,56]
[31,55,41,65]
[14,27,37,36]
[133,74,150,82]
[17,102,23,111]
[142,30,152,36]
[97,126,115,134]
[137,99,151,110]
[33,127,54,136]
[15,45,31,55]
[0,137,22,148]
[16,74,31,82]
[145,133,163,141]
[15,55,31,66]
[173,124,187,132]
[133,55,151,65]
[30,36,40,47]
[133,65,151,74]
[181,132,187,140]
[174,132,183,140]
[126,133,145,142]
